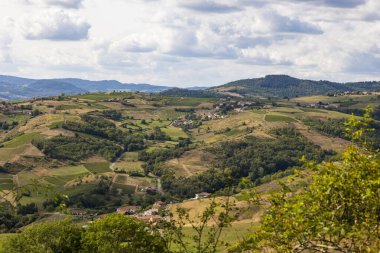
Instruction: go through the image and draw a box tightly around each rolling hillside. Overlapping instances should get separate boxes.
[0,90,379,252]
[210,74,380,98]
[2,74,380,101]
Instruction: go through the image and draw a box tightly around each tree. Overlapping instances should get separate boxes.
[234,108,380,252]
[81,214,168,253]
[16,203,38,215]
[1,220,82,253]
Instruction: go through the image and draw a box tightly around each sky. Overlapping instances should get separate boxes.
[0,0,379,87]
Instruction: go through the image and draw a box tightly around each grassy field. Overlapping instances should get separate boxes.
[48,166,90,185]
[0,233,16,251]
[290,94,380,104]
[166,149,213,177]
[3,132,42,148]
[161,97,216,107]
[69,92,136,101]
[167,172,312,252]
[84,162,111,174]
[55,104,81,110]
[112,183,136,194]
[168,196,260,252]
[113,174,156,189]
[299,108,328,113]
[158,109,189,120]
[113,152,144,173]
[5,114,31,125]
[161,126,188,140]
[13,165,93,195]
[114,174,129,184]
[64,183,98,196]
[147,119,171,128]
[176,222,253,252]
[191,111,267,144]
[114,161,144,173]
[265,114,296,122]
[50,165,89,177]
[0,174,13,190]
[0,145,29,162]
[122,152,139,161]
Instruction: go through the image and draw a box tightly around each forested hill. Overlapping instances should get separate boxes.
[209,75,380,98]
[160,88,226,98]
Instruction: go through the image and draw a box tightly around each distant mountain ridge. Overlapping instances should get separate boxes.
[209,75,380,98]
[0,75,178,100]
[2,74,380,100]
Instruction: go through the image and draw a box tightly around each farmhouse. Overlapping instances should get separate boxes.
[71,208,87,216]
[153,201,166,209]
[143,186,158,193]
[195,192,211,199]
[143,208,159,216]
[116,205,141,215]
[135,215,163,224]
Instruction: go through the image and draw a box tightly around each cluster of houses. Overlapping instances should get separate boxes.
[0,103,33,115]
[115,201,167,224]
[102,98,125,102]
[70,192,212,225]
[171,113,226,128]
[297,102,340,109]
[328,91,372,97]
[215,100,258,112]
[170,118,196,128]
[198,113,226,120]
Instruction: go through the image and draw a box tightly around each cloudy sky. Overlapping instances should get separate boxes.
[0,0,379,87]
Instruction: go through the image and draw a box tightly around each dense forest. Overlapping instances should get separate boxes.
[33,135,123,161]
[303,116,380,148]
[63,114,145,151]
[160,88,225,98]
[160,128,332,199]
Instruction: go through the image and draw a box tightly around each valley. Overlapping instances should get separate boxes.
[0,89,379,251]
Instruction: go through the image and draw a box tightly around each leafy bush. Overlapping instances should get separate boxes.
[1,215,168,253]
[235,109,380,252]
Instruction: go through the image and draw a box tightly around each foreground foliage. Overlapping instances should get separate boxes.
[233,109,380,252]
[1,214,168,253]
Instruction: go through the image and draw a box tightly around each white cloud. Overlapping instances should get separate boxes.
[239,0,367,8]
[179,0,243,13]
[0,0,380,85]
[94,36,158,70]
[0,33,12,63]
[267,13,323,34]
[0,18,16,63]
[22,0,84,8]
[22,10,90,41]
[45,0,84,8]
[111,34,158,53]
[289,0,367,8]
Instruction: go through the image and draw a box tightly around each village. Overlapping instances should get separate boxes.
[69,192,211,225]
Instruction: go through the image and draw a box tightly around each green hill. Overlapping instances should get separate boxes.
[210,74,380,98]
